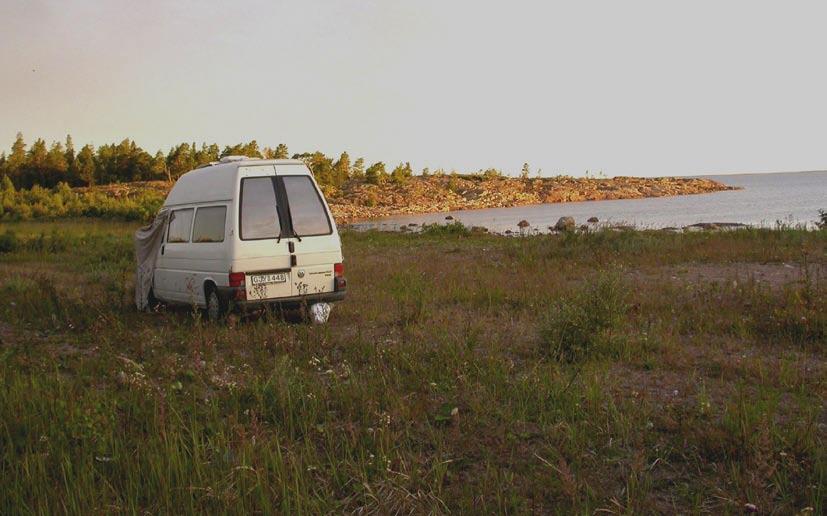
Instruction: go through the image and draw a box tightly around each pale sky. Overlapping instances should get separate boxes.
[1,1,826,177]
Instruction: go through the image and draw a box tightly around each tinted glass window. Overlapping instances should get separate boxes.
[283,176,332,236]
[167,208,193,243]
[240,177,280,239]
[192,206,227,243]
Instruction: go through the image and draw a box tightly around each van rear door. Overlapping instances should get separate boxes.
[274,165,341,297]
[236,166,293,301]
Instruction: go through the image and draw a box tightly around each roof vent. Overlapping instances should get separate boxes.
[219,155,259,163]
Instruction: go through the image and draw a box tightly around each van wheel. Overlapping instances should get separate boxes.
[147,288,160,310]
[205,288,226,322]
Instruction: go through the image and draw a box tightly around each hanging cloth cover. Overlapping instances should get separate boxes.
[134,209,169,311]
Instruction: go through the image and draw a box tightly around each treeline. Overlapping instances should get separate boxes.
[0,133,442,191]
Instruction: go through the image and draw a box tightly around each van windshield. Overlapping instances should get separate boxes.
[240,177,281,240]
[282,176,332,236]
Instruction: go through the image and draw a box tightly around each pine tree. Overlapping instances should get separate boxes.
[390,162,412,184]
[333,151,351,185]
[193,143,219,167]
[1,174,14,193]
[221,140,262,158]
[151,151,168,181]
[45,141,69,187]
[302,152,333,186]
[64,135,75,168]
[365,162,386,185]
[520,162,530,179]
[274,143,289,159]
[351,157,365,179]
[75,144,97,185]
[264,143,289,159]
[26,138,49,188]
[6,133,27,187]
[167,143,195,179]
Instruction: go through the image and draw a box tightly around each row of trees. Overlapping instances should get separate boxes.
[0,133,451,190]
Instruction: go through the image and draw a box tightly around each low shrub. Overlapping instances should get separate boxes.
[539,271,629,362]
[0,230,17,253]
[0,182,164,222]
[420,221,471,237]
[751,281,826,345]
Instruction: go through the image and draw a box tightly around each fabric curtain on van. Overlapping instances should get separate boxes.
[134,209,169,311]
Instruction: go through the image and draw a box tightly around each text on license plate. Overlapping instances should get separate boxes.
[250,273,287,285]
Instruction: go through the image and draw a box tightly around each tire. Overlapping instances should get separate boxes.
[205,287,226,322]
[147,288,160,311]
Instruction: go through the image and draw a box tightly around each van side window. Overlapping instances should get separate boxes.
[282,176,332,236]
[192,206,227,243]
[167,208,194,243]
[240,177,281,240]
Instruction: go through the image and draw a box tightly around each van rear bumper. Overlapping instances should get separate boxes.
[216,287,345,309]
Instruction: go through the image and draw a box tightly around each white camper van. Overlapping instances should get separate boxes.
[146,156,346,320]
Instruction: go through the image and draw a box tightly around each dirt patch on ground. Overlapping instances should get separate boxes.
[635,262,825,289]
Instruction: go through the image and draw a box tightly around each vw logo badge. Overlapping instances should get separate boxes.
[297,269,305,278]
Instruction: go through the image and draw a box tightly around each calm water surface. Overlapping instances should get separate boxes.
[352,171,826,232]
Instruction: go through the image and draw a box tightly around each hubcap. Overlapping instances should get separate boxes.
[208,292,219,320]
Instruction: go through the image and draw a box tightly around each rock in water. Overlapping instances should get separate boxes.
[587,216,599,223]
[445,215,454,220]
[517,220,530,229]
[555,216,576,231]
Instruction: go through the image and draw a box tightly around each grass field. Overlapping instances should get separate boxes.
[0,220,824,513]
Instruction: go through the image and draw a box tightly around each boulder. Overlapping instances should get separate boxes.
[587,216,599,223]
[445,215,454,220]
[517,220,530,228]
[554,216,576,232]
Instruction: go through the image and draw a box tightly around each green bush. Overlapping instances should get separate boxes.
[539,271,629,362]
[420,221,471,237]
[0,182,164,222]
[0,230,17,253]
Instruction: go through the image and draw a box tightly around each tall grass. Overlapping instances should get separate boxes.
[539,271,629,362]
[0,221,824,513]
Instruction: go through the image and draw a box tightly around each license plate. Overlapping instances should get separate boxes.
[250,272,287,285]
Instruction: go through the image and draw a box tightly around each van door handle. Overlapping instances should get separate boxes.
[161,245,165,255]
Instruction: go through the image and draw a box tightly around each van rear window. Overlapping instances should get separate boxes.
[240,177,281,240]
[192,206,226,243]
[282,176,332,236]
[167,208,193,243]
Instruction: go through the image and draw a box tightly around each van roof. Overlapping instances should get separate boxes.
[163,159,311,207]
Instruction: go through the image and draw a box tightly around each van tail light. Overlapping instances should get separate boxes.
[229,272,246,287]
[229,272,247,301]
[334,263,346,291]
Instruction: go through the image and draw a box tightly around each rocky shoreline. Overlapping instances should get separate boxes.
[327,175,736,223]
[73,174,736,225]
